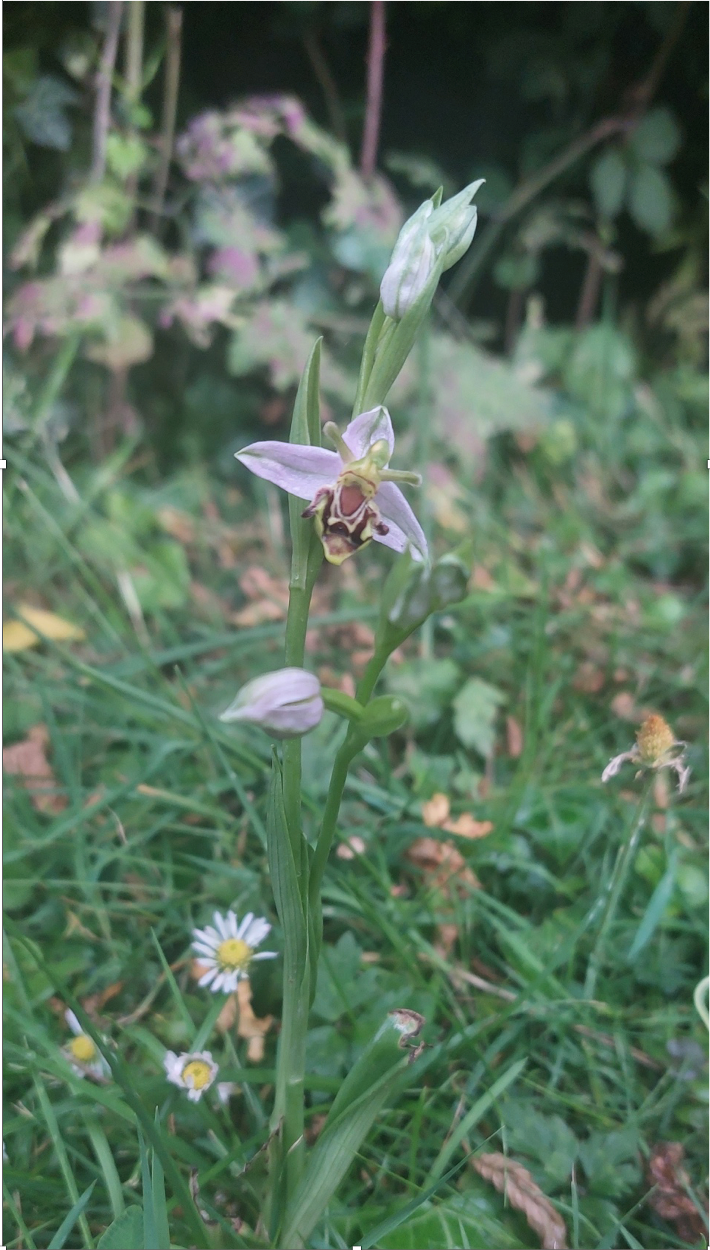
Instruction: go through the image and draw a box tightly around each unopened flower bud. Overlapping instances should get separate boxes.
[428,178,485,271]
[380,181,485,320]
[220,668,323,738]
[380,202,437,320]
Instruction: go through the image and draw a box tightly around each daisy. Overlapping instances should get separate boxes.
[63,1009,110,1081]
[235,406,427,565]
[164,1050,218,1102]
[192,910,277,993]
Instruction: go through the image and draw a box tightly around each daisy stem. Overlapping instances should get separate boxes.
[584,773,655,999]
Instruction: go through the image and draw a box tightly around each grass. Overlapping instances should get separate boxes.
[3,348,707,1249]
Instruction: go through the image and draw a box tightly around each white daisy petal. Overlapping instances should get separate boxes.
[244,918,271,947]
[198,966,219,987]
[213,910,230,938]
[236,912,255,940]
[250,950,279,961]
[211,972,226,993]
[65,1009,82,1037]
[226,910,238,937]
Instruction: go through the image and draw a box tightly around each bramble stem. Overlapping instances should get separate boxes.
[584,774,654,998]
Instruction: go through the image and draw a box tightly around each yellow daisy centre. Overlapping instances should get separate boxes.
[182,1060,213,1091]
[217,937,252,971]
[68,1035,96,1063]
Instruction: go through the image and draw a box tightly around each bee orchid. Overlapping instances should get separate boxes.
[235,406,427,565]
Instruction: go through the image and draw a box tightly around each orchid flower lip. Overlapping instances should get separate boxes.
[235,406,428,563]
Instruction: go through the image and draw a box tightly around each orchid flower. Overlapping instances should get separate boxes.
[235,406,427,565]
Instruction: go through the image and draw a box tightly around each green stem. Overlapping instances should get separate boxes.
[277,563,321,1207]
[584,774,654,998]
[308,642,392,909]
[308,740,357,911]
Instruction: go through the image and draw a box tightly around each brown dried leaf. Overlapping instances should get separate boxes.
[231,565,289,627]
[236,978,273,1063]
[3,724,66,814]
[406,837,481,895]
[506,715,524,758]
[422,793,450,827]
[421,793,493,839]
[157,506,196,544]
[336,835,366,860]
[573,661,604,694]
[444,813,494,840]
[646,1142,707,1244]
[611,691,638,721]
[3,605,85,653]
[472,1152,568,1250]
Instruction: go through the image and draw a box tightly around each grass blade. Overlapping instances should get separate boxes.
[47,1181,96,1250]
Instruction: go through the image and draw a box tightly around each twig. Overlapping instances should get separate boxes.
[124,0,145,107]
[360,0,386,182]
[124,0,145,210]
[575,250,603,330]
[150,4,183,230]
[91,1,123,182]
[303,27,348,144]
[449,2,691,310]
[447,116,624,308]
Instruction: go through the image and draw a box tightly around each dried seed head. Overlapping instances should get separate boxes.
[636,713,676,764]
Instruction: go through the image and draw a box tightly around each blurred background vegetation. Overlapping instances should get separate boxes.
[3,3,708,1249]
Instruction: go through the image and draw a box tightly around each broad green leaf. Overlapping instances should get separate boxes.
[589,148,627,219]
[453,677,505,757]
[97,1207,143,1250]
[376,1191,527,1249]
[627,163,674,236]
[386,657,461,730]
[629,106,681,166]
[281,1012,423,1245]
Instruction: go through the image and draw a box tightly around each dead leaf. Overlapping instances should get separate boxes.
[646,1142,707,1244]
[158,506,196,544]
[471,564,497,592]
[436,923,458,957]
[506,715,524,758]
[236,978,273,1062]
[444,813,494,840]
[3,724,66,813]
[3,604,85,653]
[472,1153,568,1250]
[422,792,493,839]
[406,837,481,895]
[611,691,638,721]
[573,661,604,693]
[81,982,124,1019]
[336,835,366,860]
[231,566,289,627]
[422,793,451,827]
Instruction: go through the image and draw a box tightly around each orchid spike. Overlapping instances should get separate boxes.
[235,406,427,565]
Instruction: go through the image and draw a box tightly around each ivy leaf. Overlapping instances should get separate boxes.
[589,148,627,219]
[453,678,505,757]
[629,106,681,166]
[627,164,674,236]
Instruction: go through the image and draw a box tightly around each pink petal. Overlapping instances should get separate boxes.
[343,407,394,460]
[236,442,340,501]
[374,482,428,562]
